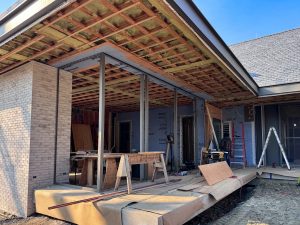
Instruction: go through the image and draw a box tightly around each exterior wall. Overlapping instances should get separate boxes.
[222,106,256,166]
[195,99,205,164]
[264,105,280,165]
[0,62,72,217]
[0,63,33,217]
[117,101,205,166]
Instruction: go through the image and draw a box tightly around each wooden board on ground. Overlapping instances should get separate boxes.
[198,161,233,185]
[72,124,94,151]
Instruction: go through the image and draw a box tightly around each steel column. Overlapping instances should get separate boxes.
[145,75,149,153]
[260,105,266,166]
[53,68,60,184]
[193,98,198,164]
[140,74,145,180]
[173,89,178,169]
[97,53,105,192]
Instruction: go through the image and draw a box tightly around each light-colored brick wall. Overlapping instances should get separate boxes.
[0,63,33,217]
[56,69,72,183]
[0,61,72,217]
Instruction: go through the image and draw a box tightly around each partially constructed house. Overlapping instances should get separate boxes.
[0,0,299,224]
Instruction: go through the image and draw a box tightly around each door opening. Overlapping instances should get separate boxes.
[118,121,131,153]
[280,103,300,166]
[182,116,194,164]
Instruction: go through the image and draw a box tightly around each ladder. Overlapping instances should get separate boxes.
[230,122,247,168]
[257,127,290,170]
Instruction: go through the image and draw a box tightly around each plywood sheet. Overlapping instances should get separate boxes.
[72,124,94,151]
[198,161,233,185]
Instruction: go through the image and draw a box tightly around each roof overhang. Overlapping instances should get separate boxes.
[166,0,259,95]
[53,42,211,100]
[0,0,74,46]
[259,82,300,97]
[0,0,266,109]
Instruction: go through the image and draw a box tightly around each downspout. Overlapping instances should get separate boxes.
[53,68,60,184]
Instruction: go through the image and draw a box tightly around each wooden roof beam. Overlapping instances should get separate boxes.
[164,59,214,73]
[72,73,165,106]
[73,76,139,94]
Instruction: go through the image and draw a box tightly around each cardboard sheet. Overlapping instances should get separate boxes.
[129,195,205,225]
[194,170,256,201]
[195,178,241,201]
[35,186,106,225]
[177,183,203,191]
[199,161,233,185]
[95,198,134,225]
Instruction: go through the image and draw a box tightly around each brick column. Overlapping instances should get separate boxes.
[0,61,72,217]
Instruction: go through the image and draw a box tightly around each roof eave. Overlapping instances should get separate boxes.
[0,0,74,47]
[166,0,259,96]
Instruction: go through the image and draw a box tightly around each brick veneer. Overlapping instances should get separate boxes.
[0,61,72,217]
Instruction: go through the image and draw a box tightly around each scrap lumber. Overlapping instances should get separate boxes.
[72,124,94,151]
[198,161,233,185]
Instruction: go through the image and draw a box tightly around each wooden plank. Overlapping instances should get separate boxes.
[198,161,233,185]
[87,158,94,186]
[72,124,94,151]
[103,158,118,189]
[164,59,214,73]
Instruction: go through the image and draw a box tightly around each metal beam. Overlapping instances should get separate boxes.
[173,89,178,169]
[53,68,60,184]
[260,105,266,166]
[145,75,149,153]
[97,53,105,192]
[140,74,145,180]
[193,98,198,164]
[259,82,300,97]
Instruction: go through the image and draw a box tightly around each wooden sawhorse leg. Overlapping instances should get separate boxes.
[114,154,132,194]
[151,154,169,183]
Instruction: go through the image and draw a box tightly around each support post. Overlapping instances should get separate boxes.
[140,74,145,180]
[261,105,265,166]
[206,103,219,150]
[173,89,178,169]
[193,97,198,164]
[97,53,105,192]
[145,75,149,152]
[53,68,60,184]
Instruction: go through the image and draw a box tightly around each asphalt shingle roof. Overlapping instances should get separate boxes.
[230,28,300,87]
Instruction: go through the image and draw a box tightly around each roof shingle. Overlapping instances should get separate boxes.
[230,28,300,87]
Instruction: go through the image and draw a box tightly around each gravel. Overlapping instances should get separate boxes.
[185,178,300,225]
[0,214,71,225]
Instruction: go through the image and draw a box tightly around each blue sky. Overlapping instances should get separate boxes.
[194,0,300,44]
[1,1,300,45]
[0,0,17,14]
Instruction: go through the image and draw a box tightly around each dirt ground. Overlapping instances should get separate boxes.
[185,179,300,225]
[1,179,299,225]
